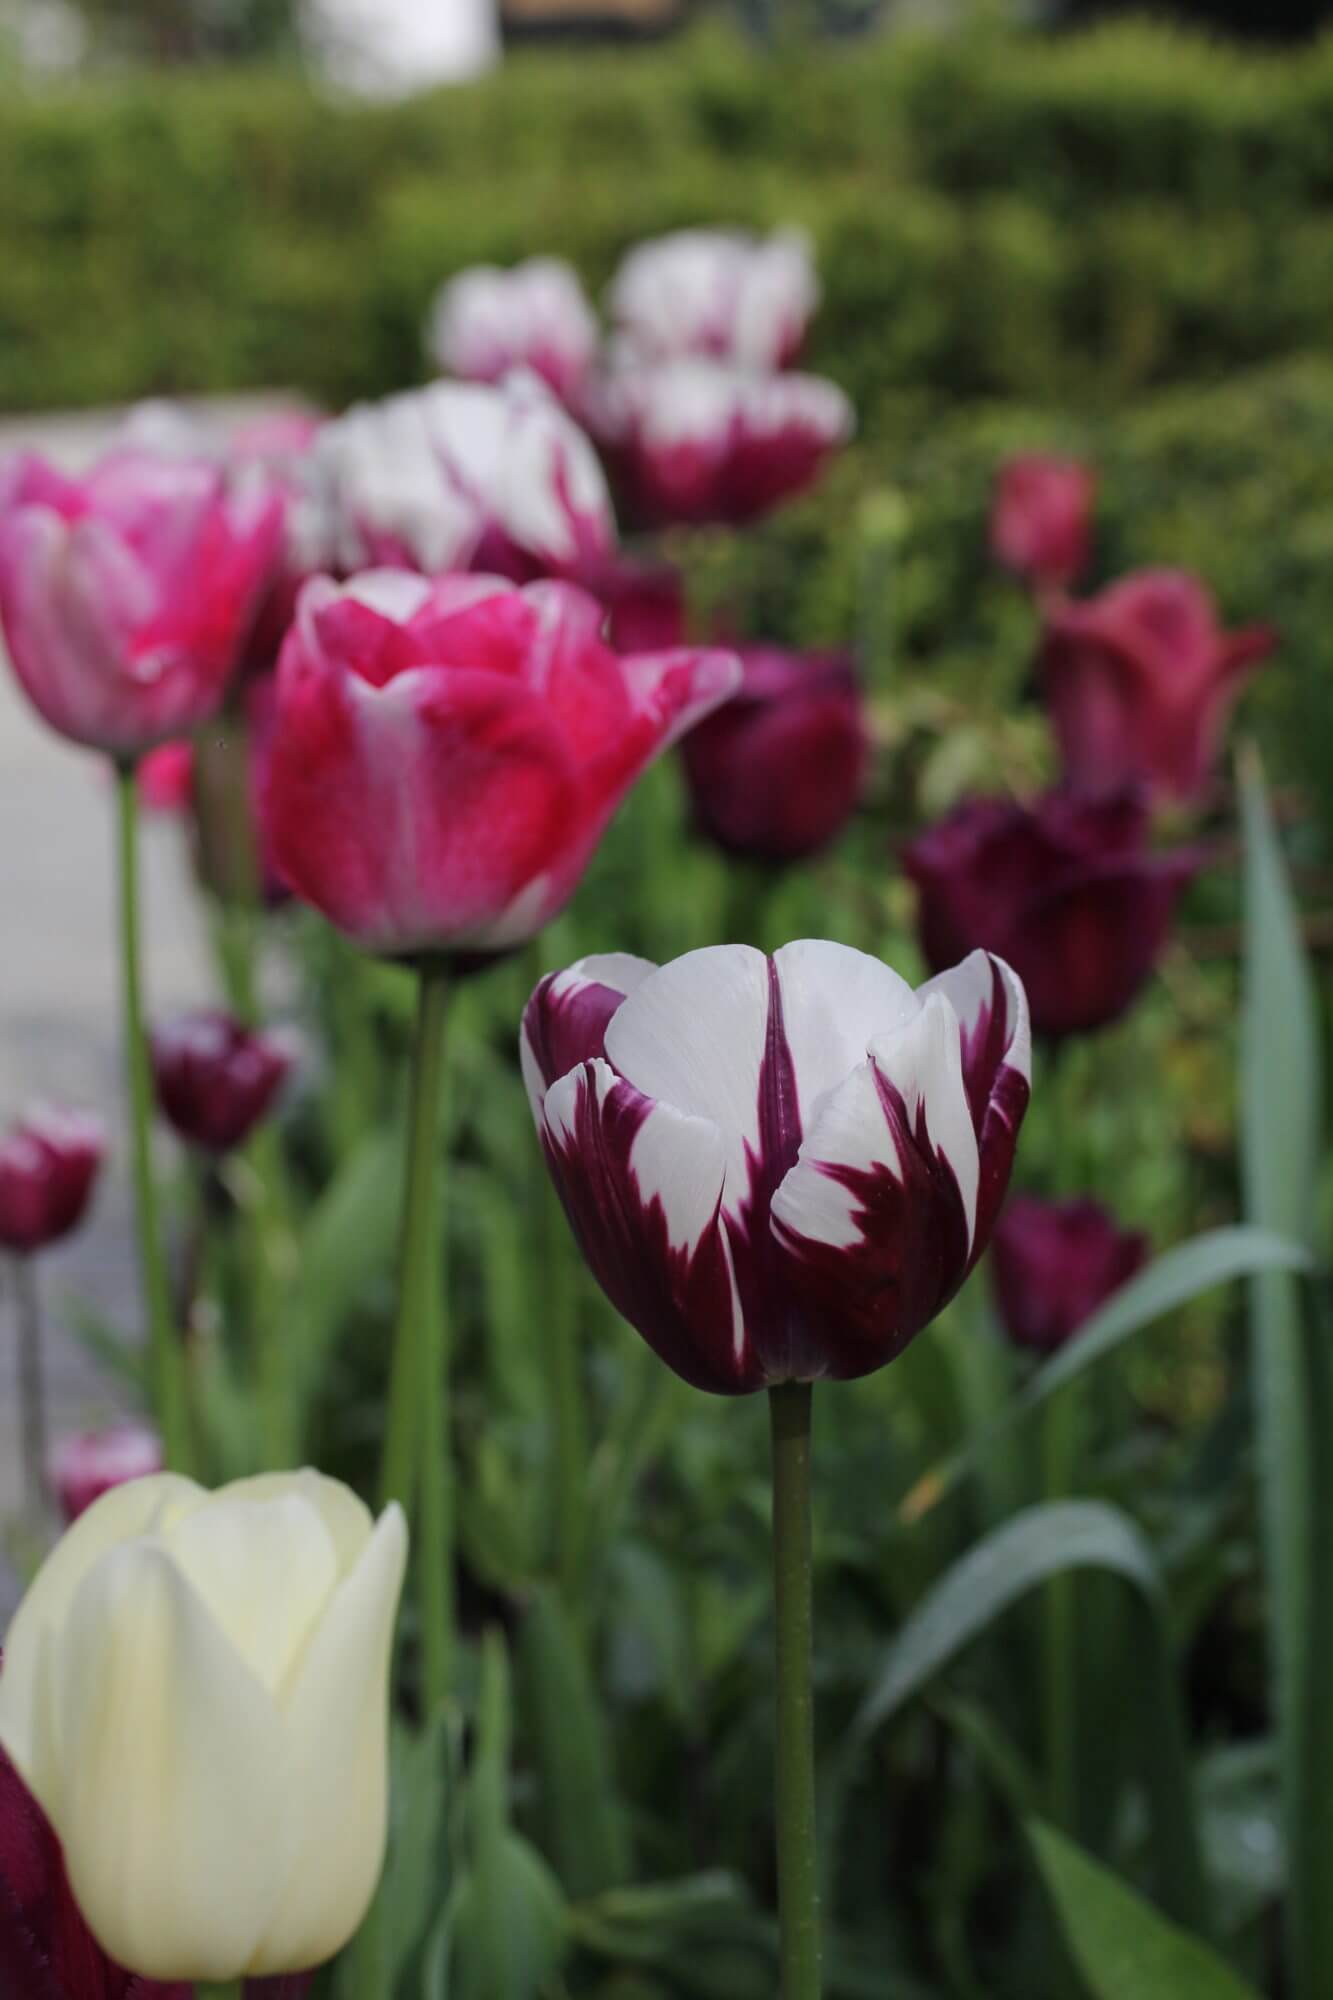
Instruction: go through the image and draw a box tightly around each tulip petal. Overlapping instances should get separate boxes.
[218,1470,373,1578]
[0,1475,203,1777]
[250,1506,408,1976]
[163,1496,339,1697]
[52,1543,291,1982]
[919,951,1032,1255]
[520,954,657,1115]
[771,939,920,1132]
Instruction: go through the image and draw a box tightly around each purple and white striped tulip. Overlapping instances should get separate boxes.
[426,257,600,404]
[522,941,1030,1394]
[608,227,819,371]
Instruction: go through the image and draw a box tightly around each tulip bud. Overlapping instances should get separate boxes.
[0,1109,104,1256]
[0,1471,407,1984]
[991,1195,1148,1353]
[990,454,1095,595]
[681,646,868,863]
[151,1011,295,1154]
[48,1423,165,1524]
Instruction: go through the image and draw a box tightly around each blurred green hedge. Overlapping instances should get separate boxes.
[6,19,1333,415]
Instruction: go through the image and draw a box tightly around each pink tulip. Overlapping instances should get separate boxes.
[426,257,599,402]
[0,450,283,758]
[990,454,1095,594]
[47,1424,164,1525]
[608,227,818,370]
[1041,568,1276,802]
[264,571,739,959]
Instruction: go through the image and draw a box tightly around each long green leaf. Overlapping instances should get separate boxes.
[1028,1822,1259,2000]
[850,1502,1207,1930]
[902,1227,1311,1523]
[515,1584,632,1899]
[286,1125,404,1429]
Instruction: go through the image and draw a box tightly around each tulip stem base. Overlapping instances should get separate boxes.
[380,961,453,1708]
[769,1380,822,2000]
[116,763,192,1474]
[11,1256,47,1516]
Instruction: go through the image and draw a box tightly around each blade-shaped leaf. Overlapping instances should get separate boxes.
[1028,1821,1259,2000]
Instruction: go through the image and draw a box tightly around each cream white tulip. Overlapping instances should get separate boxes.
[0,1469,407,1983]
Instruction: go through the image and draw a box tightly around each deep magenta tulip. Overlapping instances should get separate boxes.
[522,942,1030,1394]
[681,645,869,863]
[47,1424,165,1525]
[903,789,1200,1040]
[426,257,599,403]
[608,227,818,370]
[991,1195,1148,1353]
[589,358,852,529]
[1041,568,1276,802]
[990,453,1095,594]
[577,556,685,654]
[294,373,614,583]
[0,450,282,758]
[264,572,739,959]
[0,1111,103,1256]
[151,1012,294,1154]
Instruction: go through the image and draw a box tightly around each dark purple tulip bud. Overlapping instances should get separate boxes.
[522,942,1030,1395]
[1041,568,1276,803]
[990,454,1095,595]
[150,1012,294,1154]
[991,1195,1148,1353]
[0,1110,104,1256]
[681,646,869,863]
[577,555,686,655]
[903,787,1201,1041]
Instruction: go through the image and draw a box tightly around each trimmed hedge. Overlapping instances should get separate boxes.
[6,21,1333,414]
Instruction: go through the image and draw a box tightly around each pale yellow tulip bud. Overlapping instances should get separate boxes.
[0,1468,407,1983]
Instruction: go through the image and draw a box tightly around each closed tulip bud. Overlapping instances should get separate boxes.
[426,257,599,403]
[992,1195,1148,1353]
[0,450,283,759]
[523,942,1029,1393]
[264,570,739,961]
[608,227,819,370]
[151,1011,295,1154]
[588,358,853,529]
[1040,568,1276,803]
[0,1109,104,1256]
[0,1472,407,1984]
[48,1424,165,1525]
[294,372,614,583]
[990,453,1095,594]
[903,788,1201,1040]
[681,645,868,862]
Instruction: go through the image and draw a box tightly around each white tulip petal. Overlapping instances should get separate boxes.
[54,1541,292,1983]
[251,1505,408,1976]
[919,948,1032,1088]
[772,939,919,1131]
[218,1469,373,1579]
[874,994,979,1247]
[604,943,769,1202]
[164,1495,339,1696]
[0,1472,203,1773]
[628,1096,731,1257]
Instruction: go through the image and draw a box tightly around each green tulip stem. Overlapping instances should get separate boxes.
[116,763,192,1473]
[195,1982,243,2000]
[770,1380,822,2000]
[379,959,453,1707]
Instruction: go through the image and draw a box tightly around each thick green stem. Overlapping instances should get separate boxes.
[770,1381,821,2000]
[1042,1387,1080,1832]
[379,963,453,1705]
[12,1257,48,1514]
[117,764,192,1472]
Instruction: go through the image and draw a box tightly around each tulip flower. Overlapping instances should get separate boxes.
[151,1012,294,1155]
[0,1109,105,1517]
[47,1424,165,1525]
[903,788,1200,1040]
[523,940,1030,1393]
[589,357,853,529]
[523,939,1030,1992]
[294,372,615,583]
[138,741,197,813]
[991,1195,1148,1354]
[990,453,1095,596]
[265,569,739,960]
[0,1471,407,1984]
[577,554,686,654]
[608,227,819,370]
[1040,568,1276,802]
[0,449,283,760]
[426,256,600,402]
[681,645,869,863]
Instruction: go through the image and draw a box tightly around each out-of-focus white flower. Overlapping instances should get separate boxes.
[608,227,819,370]
[426,257,600,403]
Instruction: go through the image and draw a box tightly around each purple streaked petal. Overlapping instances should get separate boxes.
[540,1060,758,1393]
[918,950,1031,1256]
[519,953,657,1116]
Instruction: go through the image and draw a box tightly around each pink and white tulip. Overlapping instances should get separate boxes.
[0,450,283,757]
[264,571,739,959]
[523,942,1030,1394]
[590,358,852,529]
[293,373,615,582]
[426,257,600,403]
[608,227,818,370]
[48,1423,165,1524]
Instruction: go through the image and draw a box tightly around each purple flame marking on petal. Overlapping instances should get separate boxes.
[525,973,627,1092]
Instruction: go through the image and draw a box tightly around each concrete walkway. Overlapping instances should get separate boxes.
[0,399,286,1615]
